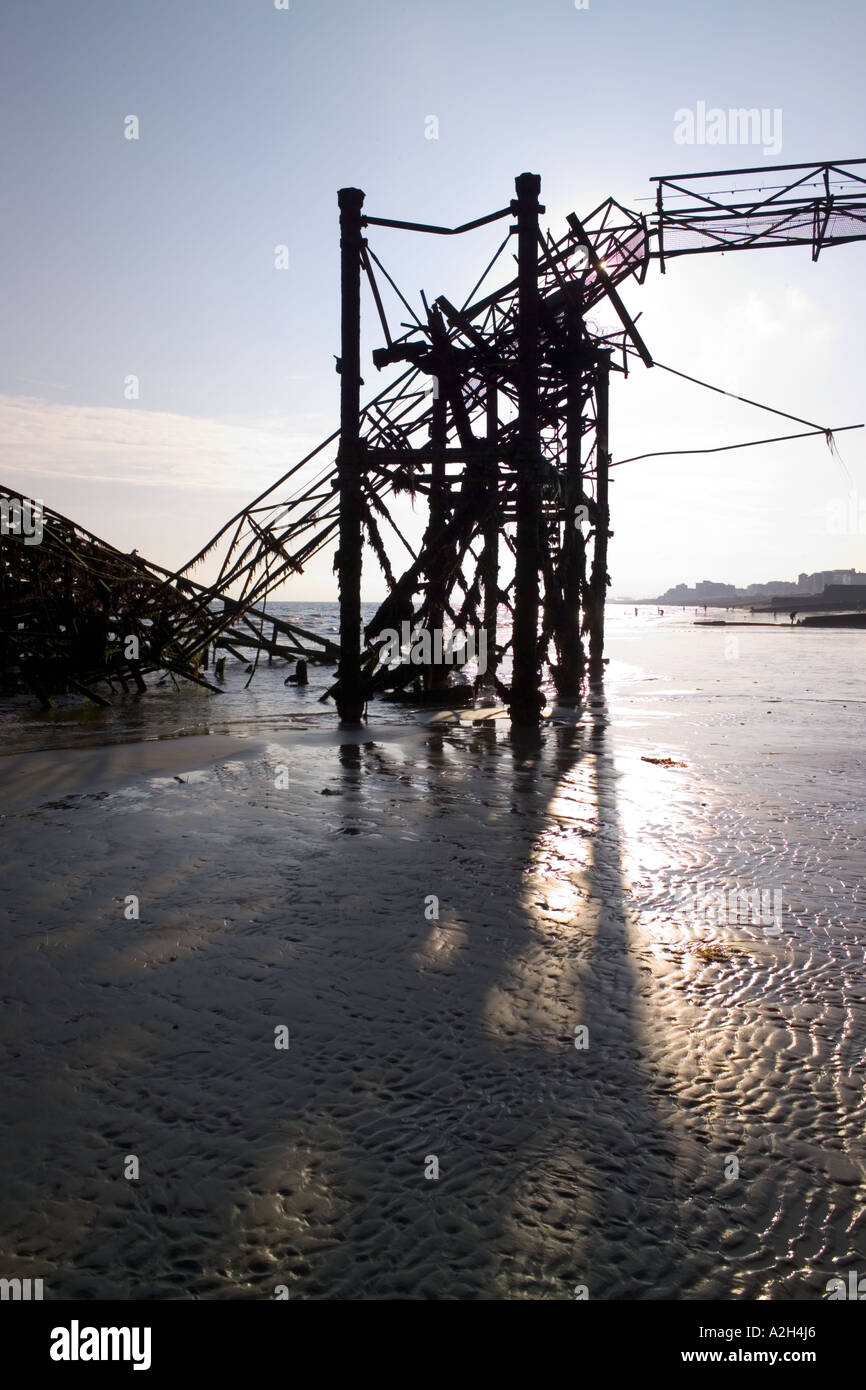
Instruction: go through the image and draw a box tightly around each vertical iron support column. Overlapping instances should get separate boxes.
[510,171,544,726]
[481,376,500,686]
[588,350,612,687]
[554,298,587,698]
[336,187,365,722]
[425,380,449,690]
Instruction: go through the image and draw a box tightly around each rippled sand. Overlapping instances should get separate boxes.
[1,619,865,1299]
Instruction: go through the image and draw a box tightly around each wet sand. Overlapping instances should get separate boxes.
[1,623,865,1299]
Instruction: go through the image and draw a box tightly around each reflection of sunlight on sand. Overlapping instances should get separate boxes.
[616,755,691,892]
[611,751,797,958]
[610,750,711,936]
[412,911,469,971]
[480,753,597,1042]
[479,723,704,1296]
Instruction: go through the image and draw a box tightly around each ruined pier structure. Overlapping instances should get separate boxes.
[174,158,866,727]
[9,161,862,711]
[332,171,646,724]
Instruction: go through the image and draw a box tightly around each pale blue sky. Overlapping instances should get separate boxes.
[2,0,864,597]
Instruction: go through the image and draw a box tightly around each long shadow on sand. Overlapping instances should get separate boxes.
[208,700,705,1299]
[2,697,715,1299]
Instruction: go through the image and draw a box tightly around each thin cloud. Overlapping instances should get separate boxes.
[0,394,329,496]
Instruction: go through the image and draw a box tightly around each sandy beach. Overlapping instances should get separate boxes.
[1,612,864,1300]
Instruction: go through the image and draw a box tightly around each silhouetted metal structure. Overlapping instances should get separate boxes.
[176,171,652,723]
[5,160,866,715]
[179,159,866,724]
[653,158,866,265]
[0,485,216,704]
[0,485,338,706]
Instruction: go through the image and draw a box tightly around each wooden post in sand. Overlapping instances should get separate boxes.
[336,187,366,722]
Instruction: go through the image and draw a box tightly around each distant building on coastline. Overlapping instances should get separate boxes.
[646,568,866,605]
[658,579,738,602]
[797,568,866,594]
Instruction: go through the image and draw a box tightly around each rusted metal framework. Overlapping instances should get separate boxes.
[5,159,866,716]
[0,484,217,705]
[653,158,866,265]
[175,173,652,723]
[0,484,338,705]
[172,158,866,725]
[327,173,651,721]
